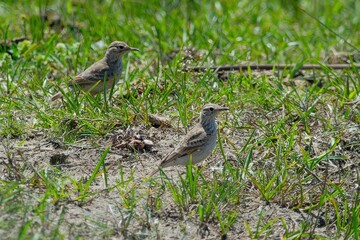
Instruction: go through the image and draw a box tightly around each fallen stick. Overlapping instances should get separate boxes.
[183,63,360,72]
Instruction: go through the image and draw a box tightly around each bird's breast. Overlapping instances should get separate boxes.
[114,59,123,82]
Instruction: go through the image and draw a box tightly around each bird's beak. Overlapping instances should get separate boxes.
[218,106,230,111]
[128,47,140,52]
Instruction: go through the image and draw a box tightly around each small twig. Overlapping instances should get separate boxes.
[183,63,360,72]
[301,164,325,184]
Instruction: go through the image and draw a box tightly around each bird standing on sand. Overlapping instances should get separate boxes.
[151,103,229,176]
[51,41,139,101]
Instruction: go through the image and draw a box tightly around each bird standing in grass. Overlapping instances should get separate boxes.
[151,103,229,176]
[51,41,139,101]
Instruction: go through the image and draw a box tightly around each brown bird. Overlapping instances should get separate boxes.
[151,103,229,176]
[51,41,139,101]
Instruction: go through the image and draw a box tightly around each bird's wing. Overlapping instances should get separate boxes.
[68,60,110,87]
[160,125,208,164]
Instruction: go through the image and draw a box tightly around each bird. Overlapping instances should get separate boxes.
[51,41,139,101]
[151,103,229,176]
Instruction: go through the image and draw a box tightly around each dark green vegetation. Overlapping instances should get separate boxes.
[0,0,359,239]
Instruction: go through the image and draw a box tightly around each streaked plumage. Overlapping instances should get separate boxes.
[151,103,229,176]
[51,41,138,101]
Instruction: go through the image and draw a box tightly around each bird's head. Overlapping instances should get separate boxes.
[200,103,229,121]
[106,41,139,59]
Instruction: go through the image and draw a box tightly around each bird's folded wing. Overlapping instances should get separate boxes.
[68,75,97,87]
[161,127,208,163]
[68,61,110,86]
[184,127,208,148]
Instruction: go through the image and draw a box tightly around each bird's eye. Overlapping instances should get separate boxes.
[118,45,124,50]
[209,107,214,111]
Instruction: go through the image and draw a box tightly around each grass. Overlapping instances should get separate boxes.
[1,0,359,239]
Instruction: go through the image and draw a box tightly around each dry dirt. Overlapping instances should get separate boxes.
[1,106,359,239]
